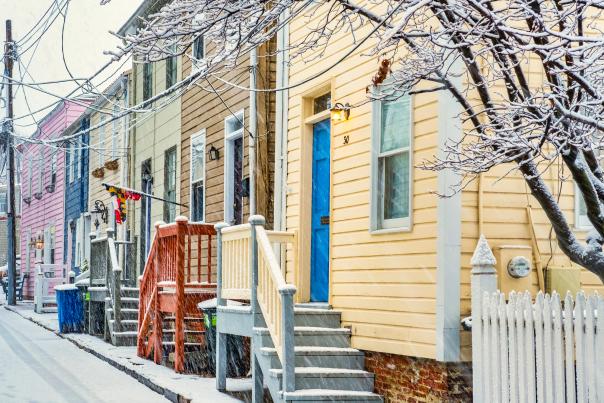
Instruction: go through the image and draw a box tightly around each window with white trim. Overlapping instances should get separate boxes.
[69,144,75,183]
[190,132,205,222]
[50,152,57,187]
[111,105,119,160]
[371,93,412,231]
[27,157,33,197]
[163,146,177,223]
[99,115,106,166]
[143,63,153,101]
[75,142,81,180]
[193,35,204,60]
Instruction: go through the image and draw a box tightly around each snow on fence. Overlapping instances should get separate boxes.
[471,235,604,402]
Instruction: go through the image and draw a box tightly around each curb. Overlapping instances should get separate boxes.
[3,305,191,403]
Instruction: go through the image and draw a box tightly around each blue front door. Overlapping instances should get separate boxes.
[310,119,330,302]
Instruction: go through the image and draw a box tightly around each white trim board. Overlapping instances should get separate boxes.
[435,64,463,362]
[223,110,245,225]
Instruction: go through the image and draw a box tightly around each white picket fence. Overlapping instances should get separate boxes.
[474,290,604,402]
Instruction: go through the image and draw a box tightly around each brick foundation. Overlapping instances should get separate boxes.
[364,351,472,402]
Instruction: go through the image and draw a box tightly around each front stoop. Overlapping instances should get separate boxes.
[254,307,383,403]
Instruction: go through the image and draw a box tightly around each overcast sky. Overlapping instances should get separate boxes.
[1,0,141,136]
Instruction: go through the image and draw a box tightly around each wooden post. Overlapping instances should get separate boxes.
[34,264,43,313]
[214,222,229,391]
[249,215,265,319]
[153,222,163,364]
[174,216,188,373]
[280,285,297,393]
[471,235,497,403]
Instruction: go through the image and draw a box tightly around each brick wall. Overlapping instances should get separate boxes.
[364,351,472,402]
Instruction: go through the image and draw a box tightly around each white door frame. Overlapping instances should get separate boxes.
[223,110,244,224]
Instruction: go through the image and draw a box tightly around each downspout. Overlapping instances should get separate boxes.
[274,10,290,231]
[249,48,258,216]
[120,75,129,266]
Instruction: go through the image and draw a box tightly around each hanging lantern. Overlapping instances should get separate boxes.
[208,144,220,161]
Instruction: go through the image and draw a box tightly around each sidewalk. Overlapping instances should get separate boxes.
[3,301,252,403]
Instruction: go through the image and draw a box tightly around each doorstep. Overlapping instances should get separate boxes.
[3,302,251,403]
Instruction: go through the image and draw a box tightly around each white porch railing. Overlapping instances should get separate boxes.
[471,236,604,402]
[220,224,251,300]
[34,264,67,313]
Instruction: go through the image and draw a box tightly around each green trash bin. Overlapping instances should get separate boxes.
[198,299,249,377]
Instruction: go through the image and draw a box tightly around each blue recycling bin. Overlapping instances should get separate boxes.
[55,284,84,333]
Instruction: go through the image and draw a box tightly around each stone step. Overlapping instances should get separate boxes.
[260,346,364,370]
[293,308,342,328]
[109,319,138,332]
[269,367,374,392]
[106,307,138,321]
[119,297,139,308]
[255,327,351,348]
[120,287,140,298]
[283,389,383,402]
[113,331,138,347]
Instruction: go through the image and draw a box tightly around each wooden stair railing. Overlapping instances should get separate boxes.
[137,216,216,373]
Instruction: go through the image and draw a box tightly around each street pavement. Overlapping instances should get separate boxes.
[0,308,169,403]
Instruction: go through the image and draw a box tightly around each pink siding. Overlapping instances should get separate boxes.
[19,101,88,298]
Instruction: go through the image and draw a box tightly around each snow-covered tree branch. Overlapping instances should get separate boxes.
[106,0,604,282]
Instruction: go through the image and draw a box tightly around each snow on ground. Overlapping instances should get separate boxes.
[3,301,251,403]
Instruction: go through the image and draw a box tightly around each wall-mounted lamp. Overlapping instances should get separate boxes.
[208,145,220,161]
[330,102,351,122]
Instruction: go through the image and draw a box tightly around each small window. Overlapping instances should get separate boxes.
[576,188,591,229]
[166,49,177,89]
[190,133,205,222]
[75,142,81,180]
[371,93,412,231]
[143,63,153,101]
[225,111,244,137]
[99,116,106,166]
[111,105,119,160]
[38,149,44,192]
[193,36,204,60]
[313,92,331,114]
[27,157,33,197]
[163,146,177,222]
[50,153,57,186]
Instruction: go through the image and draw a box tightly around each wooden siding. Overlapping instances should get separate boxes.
[286,7,440,359]
[128,58,182,274]
[179,40,276,228]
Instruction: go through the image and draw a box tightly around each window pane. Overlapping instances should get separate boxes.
[381,97,410,153]
[226,114,243,134]
[194,36,204,59]
[191,139,204,183]
[383,152,409,220]
[192,182,204,222]
[313,92,331,114]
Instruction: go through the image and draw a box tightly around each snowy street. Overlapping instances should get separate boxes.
[0,308,168,403]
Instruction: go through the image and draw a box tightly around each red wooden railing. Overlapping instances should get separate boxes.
[137,216,216,373]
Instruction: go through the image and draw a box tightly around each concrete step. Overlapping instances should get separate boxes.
[120,297,139,308]
[107,307,138,321]
[269,368,374,392]
[255,327,351,348]
[120,286,139,298]
[260,346,364,370]
[113,331,138,346]
[110,319,138,332]
[283,389,383,402]
[293,308,341,328]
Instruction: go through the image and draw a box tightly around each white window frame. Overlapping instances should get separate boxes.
[50,152,57,186]
[193,35,205,60]
[75,142,81,180]
[68,143,75,183]
[224,110,244,224]
[99,115,106,166]
[370,91,413,233]
[190,130,206,223]
[111,105,119,160]
[27,157,33,197]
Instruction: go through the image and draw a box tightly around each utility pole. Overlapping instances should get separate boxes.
[4,20,17,305]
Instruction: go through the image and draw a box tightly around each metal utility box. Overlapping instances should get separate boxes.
[546,266,581,295]
[495,245,534,295]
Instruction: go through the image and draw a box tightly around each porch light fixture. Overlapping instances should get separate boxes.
[330,102,351,122]
[208,144,220,161]
[34,234,44,250]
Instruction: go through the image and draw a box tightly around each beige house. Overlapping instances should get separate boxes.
[119,2,182,273]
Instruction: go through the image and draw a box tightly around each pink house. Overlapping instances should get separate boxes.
[19,100,89,298]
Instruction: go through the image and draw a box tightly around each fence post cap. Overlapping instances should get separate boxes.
[249,215,266,226]
[175,216,189,224]
[279,285,297,295]
[471,235,496,268]
[214,222,229,231]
